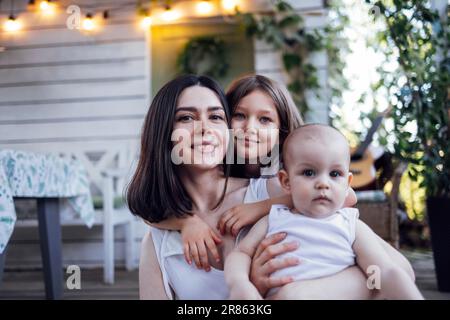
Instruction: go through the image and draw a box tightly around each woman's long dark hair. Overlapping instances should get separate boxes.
[126,74,231,223]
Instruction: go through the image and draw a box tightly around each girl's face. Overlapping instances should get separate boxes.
[172,85,229,170]
[231,90,280,162]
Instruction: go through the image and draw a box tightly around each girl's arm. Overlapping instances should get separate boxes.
[139,231,170,299]
[218,195,291,236]
[149,215,222,271]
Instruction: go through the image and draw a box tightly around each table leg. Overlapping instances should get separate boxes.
[37,198,63,300]
[0,248,5,285]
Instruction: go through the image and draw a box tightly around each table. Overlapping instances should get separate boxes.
[0,149,95,299]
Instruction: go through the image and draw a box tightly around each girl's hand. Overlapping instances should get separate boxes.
[249,232,300,297]
[181,215,222,271]
[217,201,268,237]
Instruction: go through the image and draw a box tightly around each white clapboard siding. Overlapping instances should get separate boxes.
[0,40,145,66]
[0,118,143,141]
[0,0,149,270]
[253,2,330,124]
[1,99,148,122]
[0,59,146,86]
[0,78,146,102]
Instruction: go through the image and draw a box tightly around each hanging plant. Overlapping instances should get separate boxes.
[177,36,229,79]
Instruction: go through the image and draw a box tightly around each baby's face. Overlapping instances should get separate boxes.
[280,134,352,219]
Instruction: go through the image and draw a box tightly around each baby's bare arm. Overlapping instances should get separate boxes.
[353,220,423,300]
[224,217,269,299]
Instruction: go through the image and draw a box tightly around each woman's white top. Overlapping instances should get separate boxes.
[150,178,270,300]
[266,205,359,296]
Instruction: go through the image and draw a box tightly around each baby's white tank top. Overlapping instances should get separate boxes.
[266,205,359,297]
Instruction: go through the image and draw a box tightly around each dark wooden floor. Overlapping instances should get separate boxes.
[0,250,449,300]
[403,250,450,300]
[0,268,139,300]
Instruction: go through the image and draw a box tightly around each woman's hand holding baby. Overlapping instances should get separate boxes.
[249,232,300,297]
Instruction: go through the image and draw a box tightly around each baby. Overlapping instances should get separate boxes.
[224,124,423,300]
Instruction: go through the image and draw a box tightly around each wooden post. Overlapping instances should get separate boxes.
[37,198,63,300]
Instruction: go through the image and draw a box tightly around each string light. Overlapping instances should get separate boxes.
[39,0,50,10]
[161,5,180,22]
[39,0,56,16]
[27,0,36,8]
[82,13,95,31]
[221,0,239,14]
[4,14,22,32]
[140,14,152,29]
[196,0,213,16]
[2,0,244,33]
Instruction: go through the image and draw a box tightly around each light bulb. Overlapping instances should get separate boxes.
[161,6,180,22]
[196,0,213,16]
[39,0,56,16]
[40,0,50,10]
[4,15,22,32]
[82,13,95,31]
[141,15,152,29]
[221,0,238,13]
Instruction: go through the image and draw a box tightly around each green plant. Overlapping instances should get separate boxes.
[367,0,449,198]
[236,1,325,115]
[177,36,229,79]
[325,0,352,117]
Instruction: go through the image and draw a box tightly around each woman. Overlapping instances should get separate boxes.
[128,74,260,298]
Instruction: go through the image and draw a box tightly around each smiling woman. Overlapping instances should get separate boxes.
[126,74,231,224]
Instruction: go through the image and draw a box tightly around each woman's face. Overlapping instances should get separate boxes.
[231,90,281,162]
[172,85,229,170]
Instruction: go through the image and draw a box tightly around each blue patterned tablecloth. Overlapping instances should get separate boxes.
[0,149,95,253]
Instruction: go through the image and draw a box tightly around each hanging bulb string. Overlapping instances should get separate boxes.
[9,0,14,18]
